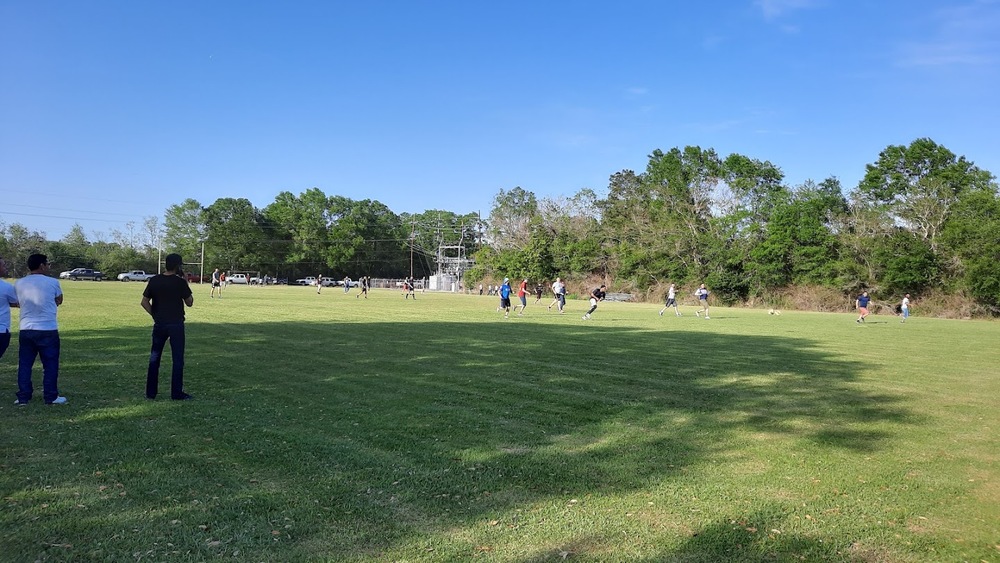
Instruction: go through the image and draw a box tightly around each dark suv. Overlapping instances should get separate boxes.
[67,268,104,281]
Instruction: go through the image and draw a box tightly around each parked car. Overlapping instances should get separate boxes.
[228,273,248,284]
[66,268,104,281]
[117,270,154,282]
[59,268,87,279]
[320,277,338,287]
[294,277,317,286]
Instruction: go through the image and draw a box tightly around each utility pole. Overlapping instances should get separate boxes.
[409,221,415,279]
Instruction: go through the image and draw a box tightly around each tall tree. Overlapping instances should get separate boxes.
[856,138,994,251]
[0,222,47,277]
[263,188,332,268]
[202,198,268,272]
[487,187,539,251]
[163,198,206,263]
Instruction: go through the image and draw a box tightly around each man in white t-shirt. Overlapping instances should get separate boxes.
[0,255,20,370]
[659,283,681,317]
[900,293,911,323]
[548,278,566,313]
[14,254,66,405]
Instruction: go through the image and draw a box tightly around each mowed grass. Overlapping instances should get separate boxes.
[1,282,998,562]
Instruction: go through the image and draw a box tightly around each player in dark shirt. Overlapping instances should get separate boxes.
[582,284,606,320]
[141,254,194,400]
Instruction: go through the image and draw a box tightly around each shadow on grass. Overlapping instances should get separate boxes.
[1,319,920,560]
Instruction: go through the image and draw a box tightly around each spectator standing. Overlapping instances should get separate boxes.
[0,255,19,370]
[141,253,194,400]
[14,254,66,405]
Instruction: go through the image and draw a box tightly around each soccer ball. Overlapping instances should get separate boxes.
[768,309,781,315]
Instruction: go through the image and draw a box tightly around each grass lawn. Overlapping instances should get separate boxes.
[1,282,998,562]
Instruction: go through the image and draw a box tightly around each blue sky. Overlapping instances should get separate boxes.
[2,0,999,240]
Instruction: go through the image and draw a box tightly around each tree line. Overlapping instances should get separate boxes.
[2,138,997,314]
[470,138,1000,314]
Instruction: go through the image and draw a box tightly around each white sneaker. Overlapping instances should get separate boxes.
[659,310,664,316]
[695,311,701,317]
[48,396,68,405]
[14,399,28,406]
[704,316,710,319]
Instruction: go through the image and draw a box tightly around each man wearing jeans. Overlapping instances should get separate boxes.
[14,254,66,405]
[141,253,194,400]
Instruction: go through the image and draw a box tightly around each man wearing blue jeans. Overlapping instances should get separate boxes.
[142,253,194,400]
[14,254,66,405]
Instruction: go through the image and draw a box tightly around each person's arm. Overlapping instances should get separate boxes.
[55,294,63,306]
[141,295,153,316]
[184,295,194,307]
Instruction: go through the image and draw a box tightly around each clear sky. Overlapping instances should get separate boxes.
[3,0,998,240]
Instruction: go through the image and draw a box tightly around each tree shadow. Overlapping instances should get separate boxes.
[1,319,921,560]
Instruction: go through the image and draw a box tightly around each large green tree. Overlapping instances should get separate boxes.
[202,198,269,272]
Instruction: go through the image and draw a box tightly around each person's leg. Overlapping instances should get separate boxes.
[559,294,566,312]
[0,331,9,362]
[16,331,39,403]
[167,323,187,399]
[146,324,168,399]
[37,331,61,403]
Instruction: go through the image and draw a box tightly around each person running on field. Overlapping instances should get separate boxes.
[316,273,323,294]
[548,277,566,313]
[694,284,710,319]
[498,278,513,318]
[900,293,910,323]
[514,278,530,316]
[659,283,681,317]
[582,284,606,320]
[533,283,544,304]
[856,291,871,323]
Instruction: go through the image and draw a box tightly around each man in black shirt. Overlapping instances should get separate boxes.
[582,284,606,320]
[141,254,194,400]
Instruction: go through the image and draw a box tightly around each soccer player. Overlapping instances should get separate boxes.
[900,293,910,323]
[548,277,566,313]
[856,291,871,323]
[582,284,606,320]
[694,284,710,319]
[515,278,530,316]
[210,268,222,298]
[498,277,513,318]
[659,283,681,317]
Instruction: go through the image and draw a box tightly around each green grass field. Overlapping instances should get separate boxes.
[1,282,998,562]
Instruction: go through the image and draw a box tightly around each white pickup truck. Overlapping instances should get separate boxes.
[117,270,154,282]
